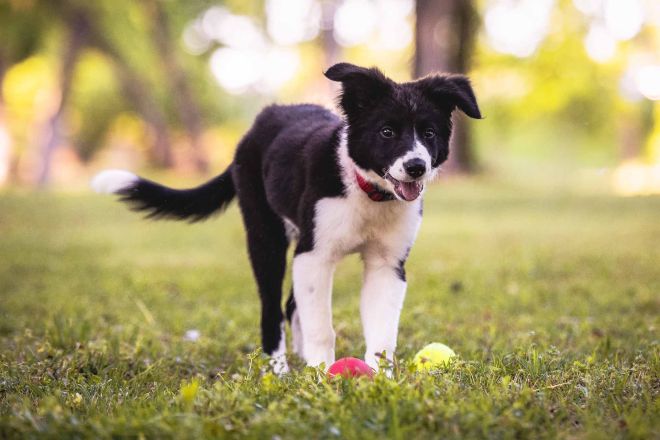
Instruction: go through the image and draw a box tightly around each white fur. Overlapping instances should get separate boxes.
[346,131,436,200]
[387,134,434,182]
[91,169,138,194]
[290,309,304,356]
[291,131,422,370]
[292,252,336,367]
[269,322,290,374]
[360,249,408,372]
[282,216,300,243]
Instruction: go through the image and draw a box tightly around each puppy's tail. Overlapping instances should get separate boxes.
[91,166,235,222]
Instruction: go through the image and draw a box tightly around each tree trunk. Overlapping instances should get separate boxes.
[112,60,174,168]
[145,0,208,173]
[87,24,174,168]
[37,11,87,186]
[0,54,11,185]
[414,0,478,173]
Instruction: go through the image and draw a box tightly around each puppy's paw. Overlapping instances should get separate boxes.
[270,355,290,376]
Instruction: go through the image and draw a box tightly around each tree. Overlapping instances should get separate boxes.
[38,2,177,182]
[1,0,222,185]
[37,8,88,185]
[414,0,478,172]
[144,0,208,172]
[0,1,49,183]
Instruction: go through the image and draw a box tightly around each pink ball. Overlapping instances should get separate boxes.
[327,357,375,378]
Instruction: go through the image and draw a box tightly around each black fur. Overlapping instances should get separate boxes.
[117,169,235,222]
[395,247,411,282]
[285,288,296,322]
[395,260,406,282]
[324,63,481,175]
[107,63,481,359]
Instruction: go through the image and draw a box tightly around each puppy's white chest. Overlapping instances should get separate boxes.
[314,193,421,259]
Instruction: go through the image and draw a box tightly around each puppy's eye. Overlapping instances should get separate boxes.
[424,128,436,139]
[380,126,395,138]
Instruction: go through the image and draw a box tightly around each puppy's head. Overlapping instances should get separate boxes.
[325,62,481,201]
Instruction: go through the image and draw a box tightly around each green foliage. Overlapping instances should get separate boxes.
[473,0,656,166]
[0,1,49,66]
[3,0,658,172]
[1,181,658,438]
[69,50,126,162]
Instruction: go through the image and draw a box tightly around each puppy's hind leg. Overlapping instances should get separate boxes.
[285,288,304,357]
[234,174,290,375]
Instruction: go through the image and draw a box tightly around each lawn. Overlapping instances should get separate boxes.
[0,178,658,438]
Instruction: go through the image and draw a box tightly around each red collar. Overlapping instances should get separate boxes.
[354,171,396,202]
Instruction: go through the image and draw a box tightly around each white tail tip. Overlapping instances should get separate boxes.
[91,169,138,194]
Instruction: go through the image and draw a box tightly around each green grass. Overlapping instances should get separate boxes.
[1,179,658,439]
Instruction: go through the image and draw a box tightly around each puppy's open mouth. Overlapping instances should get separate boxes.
[384,174,424,201]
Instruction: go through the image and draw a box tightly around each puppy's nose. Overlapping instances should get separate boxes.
[404,158,426,178]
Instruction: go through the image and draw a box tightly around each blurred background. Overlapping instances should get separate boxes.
[1,0,659,194]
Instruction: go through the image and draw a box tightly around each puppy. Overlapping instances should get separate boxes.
[92,63,481,374]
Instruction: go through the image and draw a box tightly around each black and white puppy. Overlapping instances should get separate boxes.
[92,63,481,374]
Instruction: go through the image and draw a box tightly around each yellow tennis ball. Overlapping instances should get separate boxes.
[413,343,456,371]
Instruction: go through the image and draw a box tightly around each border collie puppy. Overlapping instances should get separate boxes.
[92,63,481,374]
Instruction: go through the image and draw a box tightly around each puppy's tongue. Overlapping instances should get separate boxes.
[395,181,423,201]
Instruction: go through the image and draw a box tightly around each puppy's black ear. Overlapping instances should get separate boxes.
[324,63,373,82]
[417,74,482,119]
[324,63,393,113]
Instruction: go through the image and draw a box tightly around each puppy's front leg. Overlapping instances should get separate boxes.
[292,252,336,368]
[360,256,407,372]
